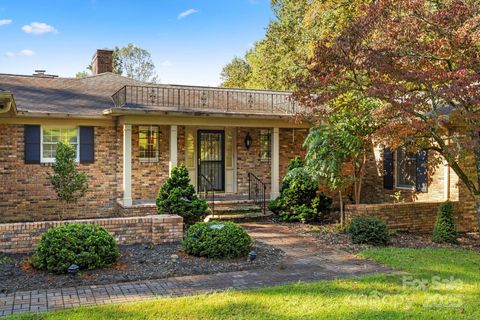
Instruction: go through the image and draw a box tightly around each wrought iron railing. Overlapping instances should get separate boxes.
[199,174,215,216]
[248,172,267,215]
[111,85,300,115]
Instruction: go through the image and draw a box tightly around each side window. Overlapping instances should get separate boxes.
[260,129,272,161]
[396,148,416,188]
[139,126,159,162]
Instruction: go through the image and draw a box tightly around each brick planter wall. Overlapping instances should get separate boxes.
[0,214,183,254]
[345,201,477,233]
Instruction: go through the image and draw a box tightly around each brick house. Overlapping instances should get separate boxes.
[0,49,477,233]
[0,49,308,223]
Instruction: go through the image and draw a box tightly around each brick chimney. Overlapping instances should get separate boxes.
[91,49,113,75]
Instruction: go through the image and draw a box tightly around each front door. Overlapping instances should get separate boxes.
[197,130,225,192]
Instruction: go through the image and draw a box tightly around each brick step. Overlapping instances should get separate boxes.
[204,210,274,222]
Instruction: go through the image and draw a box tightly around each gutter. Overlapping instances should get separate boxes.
[103,107,301,121]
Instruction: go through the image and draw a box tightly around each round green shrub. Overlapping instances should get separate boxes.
[31,224,120,274]
[347,216,390,245]
[182,221,252,259]
[157,165,208,226]
[432,201,457,244]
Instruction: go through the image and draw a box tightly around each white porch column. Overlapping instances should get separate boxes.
[122,124,132,207]
[169,125,178,176]
[271,127,280,199]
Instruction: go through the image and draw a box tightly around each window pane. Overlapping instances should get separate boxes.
[42,128,78,161]
[139,126,158,160]
[260,129,271,160]
[397,149,416,187]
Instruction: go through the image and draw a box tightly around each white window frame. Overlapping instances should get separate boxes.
[139,125,159,162]
[394,149,416,190]
[40,126,80,163]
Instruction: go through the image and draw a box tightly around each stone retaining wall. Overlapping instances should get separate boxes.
[345,201,476,233]
[0,214,183,254]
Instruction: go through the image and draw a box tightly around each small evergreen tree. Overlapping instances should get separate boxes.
[432,201,458,244]
[268,156,332,223]
[47,142,88,220]
[156,165,207,226]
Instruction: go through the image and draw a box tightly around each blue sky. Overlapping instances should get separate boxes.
[0,0,273,86]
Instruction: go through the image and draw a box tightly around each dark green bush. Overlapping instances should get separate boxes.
[182,221,252,259]
[31,224,120,274]
[269,157,332,223]
[432,201,457,244]
[157,165,208,226]
[347,216,390,245]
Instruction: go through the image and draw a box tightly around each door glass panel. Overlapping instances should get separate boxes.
[198,131,224,192]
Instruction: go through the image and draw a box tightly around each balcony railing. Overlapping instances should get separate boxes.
[111,85,300,115]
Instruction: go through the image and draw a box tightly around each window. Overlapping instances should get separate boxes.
[260,129,272,161]
[41,127,79,163]
[396,148,416,188]
[139,126,159,162]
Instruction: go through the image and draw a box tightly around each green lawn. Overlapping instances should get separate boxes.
[7,248,480,320]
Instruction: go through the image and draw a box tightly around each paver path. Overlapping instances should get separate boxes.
[0,222,390,317]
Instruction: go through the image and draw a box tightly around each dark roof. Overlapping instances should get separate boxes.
[0,73,143,116]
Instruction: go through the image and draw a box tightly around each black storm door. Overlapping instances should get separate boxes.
[197,130,225,192]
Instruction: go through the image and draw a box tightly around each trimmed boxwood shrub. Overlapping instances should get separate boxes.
[347,216,390,245]
[157,165,208,226]
[182,221,252,259]
[31,224,120,274]
[432,201,458,244]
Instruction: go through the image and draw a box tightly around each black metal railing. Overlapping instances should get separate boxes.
[111,85,300,115]
[248,173,267,215]
[199,174,215,216]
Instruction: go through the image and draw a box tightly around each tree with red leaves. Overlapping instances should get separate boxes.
[296,0,480,228]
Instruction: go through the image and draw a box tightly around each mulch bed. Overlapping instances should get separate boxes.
[280,221,480,254]
[0,241,284,294]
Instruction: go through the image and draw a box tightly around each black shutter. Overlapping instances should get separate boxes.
[80,126,94,164]
[24,125,41,164]
[416,149,428,193]
[383,147,394,190]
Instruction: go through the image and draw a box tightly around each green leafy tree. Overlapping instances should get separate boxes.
[47,142,89,220]
[156,165,207,226]
[113,44,158,83]
[304,94,380,204]
[75,70,90,78]
[432,201,458,244]
[220,57,251,88]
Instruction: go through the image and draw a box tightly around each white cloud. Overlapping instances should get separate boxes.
[22,22,57,35]
[160,60,172,67]
[5,49,35,57]
[0,19,12,26]
[19,49,35,56]
[177,8,199,20]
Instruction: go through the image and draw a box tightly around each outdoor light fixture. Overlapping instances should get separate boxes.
[248,250,257,263]
[244,133,252,150]
[68,264,79,274]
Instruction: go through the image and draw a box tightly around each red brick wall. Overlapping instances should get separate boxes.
[345,201,477,233]
[0,214,183,254]
[0,124,119,222]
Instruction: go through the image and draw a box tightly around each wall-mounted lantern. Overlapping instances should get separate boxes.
[244,132,252,150]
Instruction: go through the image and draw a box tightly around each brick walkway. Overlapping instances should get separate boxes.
[0,223,390,317]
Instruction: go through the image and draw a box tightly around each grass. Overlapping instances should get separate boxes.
[6,248,480,319]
